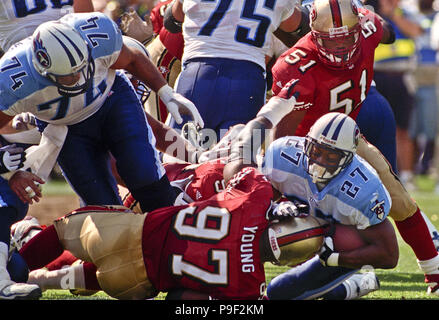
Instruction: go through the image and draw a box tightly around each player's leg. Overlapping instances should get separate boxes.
[103,74,176,212]
[172,58,266,141]
[52,209,156,299]
[320,271,380,300]
[409,85,438,175]
[267,255,357,300]
[12,217,99,294]
[57,124,123,206]
[20,207,155,299]
[0,177,41,300]
[357,137,439,295]
[218,59,266,138]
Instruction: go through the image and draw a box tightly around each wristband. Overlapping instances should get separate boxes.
[157,84,173,102]
[327,253,340,267]
[256,95,296,127]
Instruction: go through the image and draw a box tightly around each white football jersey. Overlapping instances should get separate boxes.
[0,12,122,125]
[261,137,392,230]
[0,0,74,52]
[180,0,297,69]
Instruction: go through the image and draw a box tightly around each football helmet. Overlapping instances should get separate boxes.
[268,215,327,267]
[31,21,95,97]
[122,36,151,104]
[304,113,360,183]
[310,0,362,69]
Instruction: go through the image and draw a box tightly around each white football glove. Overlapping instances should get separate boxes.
[158,85,204,129]
[12,112,37,131]
[197,124,245,163]
[0,144,26,173]
[120,8,154,44]
[267,200,309,222]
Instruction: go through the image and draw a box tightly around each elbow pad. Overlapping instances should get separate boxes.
[163,4,183,34]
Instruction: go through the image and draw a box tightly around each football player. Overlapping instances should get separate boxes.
[265,0,439,295]
[225,112,399,299]
[9,160,229,296]
[0,0,95,301]
[16,166,327,300]
[0,12,205,215]
[163,0,311,140]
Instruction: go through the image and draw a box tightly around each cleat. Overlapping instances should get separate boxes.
[10,216,43,251]
[0,279,41,300]
[425,274,439,296]
[344,272,380,299]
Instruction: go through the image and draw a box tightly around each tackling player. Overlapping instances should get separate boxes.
[16,166,328,300]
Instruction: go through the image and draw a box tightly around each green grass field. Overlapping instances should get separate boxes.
[38,176,439,300]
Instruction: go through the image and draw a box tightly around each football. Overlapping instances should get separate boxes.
[332,223,367,252]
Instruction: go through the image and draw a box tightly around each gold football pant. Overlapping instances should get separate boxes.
[53,208,157,299]
[145,37,181,122]
[357,136,417,221]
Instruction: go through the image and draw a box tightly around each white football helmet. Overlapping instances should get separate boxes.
[304,113,360,183]
[268,215,327,267]
[31,21,95,97]
[310,0,362,69]
[122,36,151,104]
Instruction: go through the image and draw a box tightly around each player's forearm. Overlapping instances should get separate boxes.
[146,113,197,163]
[338,220,399,269]
[338,244,397,269]
[131,58,167,93]
[229,116,273,164]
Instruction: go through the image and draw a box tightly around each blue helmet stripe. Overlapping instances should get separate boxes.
[49,27,84,68]
[321,114,339,137]
[320,114,347,140]
[331,115,347,140]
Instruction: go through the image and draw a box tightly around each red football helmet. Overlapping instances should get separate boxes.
[310,0,362,69]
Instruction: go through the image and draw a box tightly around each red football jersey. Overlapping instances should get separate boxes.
[271,8,383,136]
[123,161,225,211]
[164,161,226,202]
[149,0,184,59]
[141,167,273,299]
[150,0,172,34]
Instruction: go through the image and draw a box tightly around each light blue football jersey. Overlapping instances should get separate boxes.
[0,12,123,125]
[261,136,392,229]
